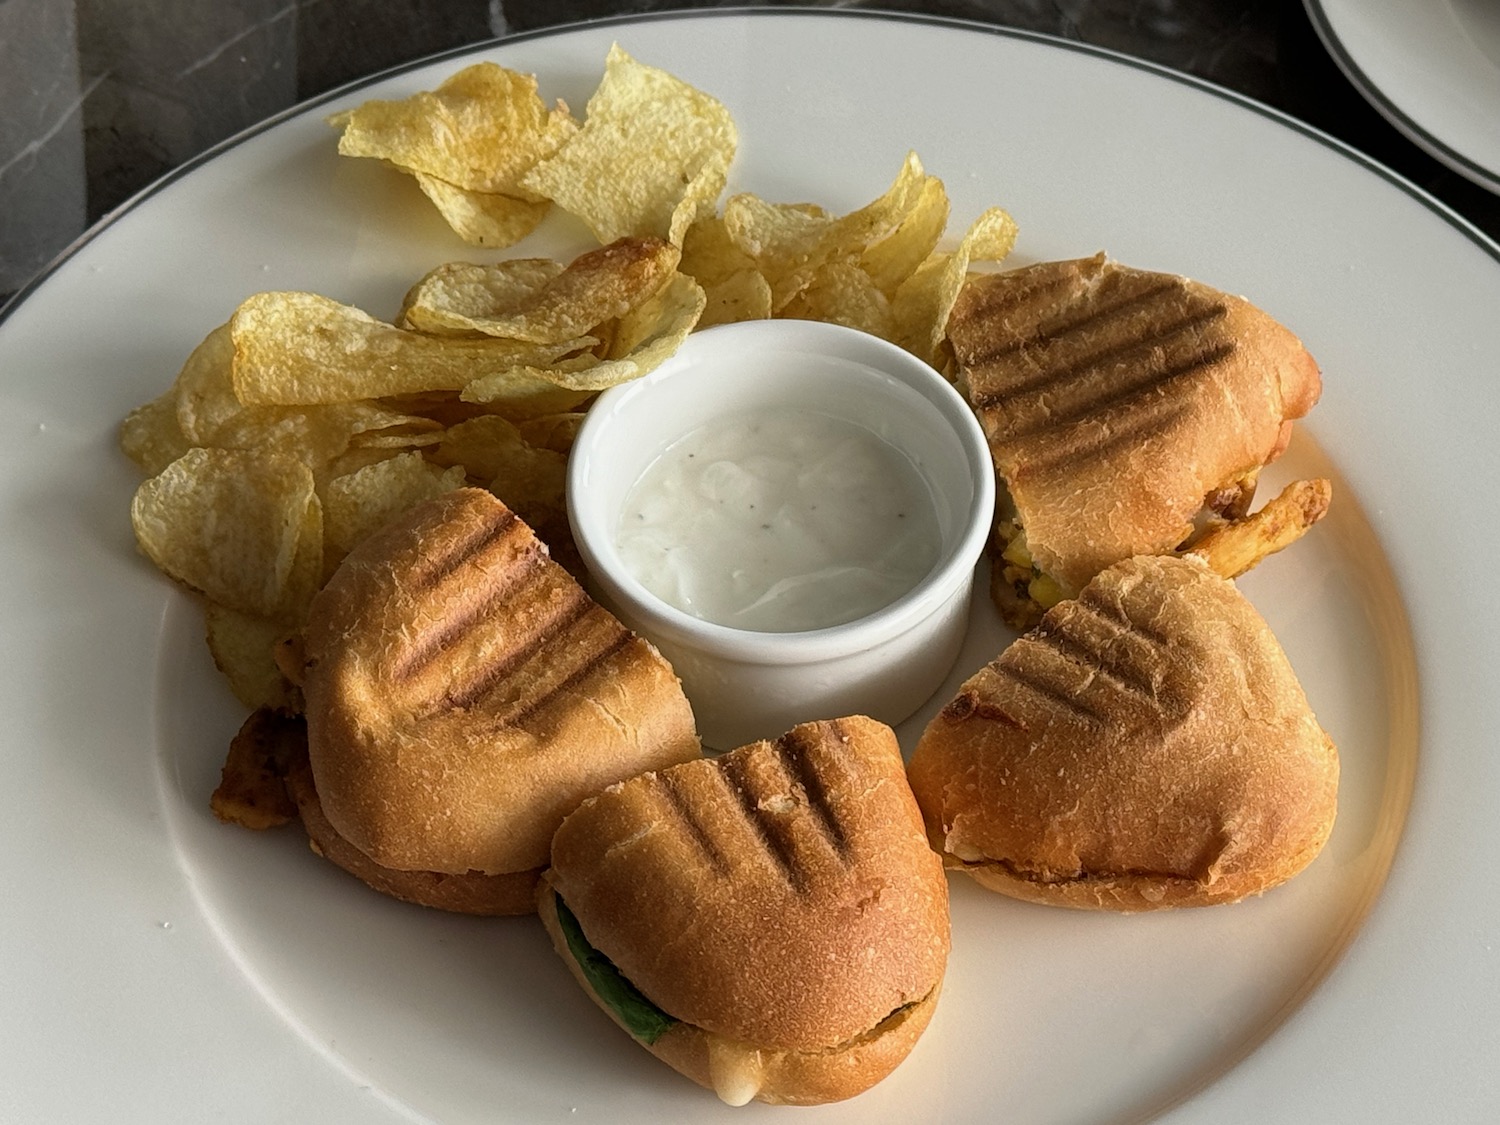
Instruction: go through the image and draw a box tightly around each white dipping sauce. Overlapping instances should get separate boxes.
[615,408,941,632]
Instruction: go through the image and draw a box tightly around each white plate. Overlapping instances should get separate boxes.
[1,11,1497,1122]
[1306,0,1500,193]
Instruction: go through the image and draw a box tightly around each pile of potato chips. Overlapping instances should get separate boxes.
[120,43,1019,715]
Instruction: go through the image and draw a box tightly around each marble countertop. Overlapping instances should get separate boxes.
[2,0,1498,303]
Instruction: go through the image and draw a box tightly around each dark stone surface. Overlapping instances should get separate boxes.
[1,0,1497,299]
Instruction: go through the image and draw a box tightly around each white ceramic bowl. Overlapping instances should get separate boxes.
[567,318,995,750]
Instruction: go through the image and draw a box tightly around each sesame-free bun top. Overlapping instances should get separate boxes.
[300,488,699,881]
[949,254,1322,594]
[907,554,1338,910]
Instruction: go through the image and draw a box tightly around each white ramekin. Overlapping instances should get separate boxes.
[567,318,995,750]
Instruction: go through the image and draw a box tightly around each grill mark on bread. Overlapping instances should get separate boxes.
[993,657,1104,724]
[657,769,733,876]
[407,506,519,588]
[999,340,1235,445]
[392,539,548,682]
[502,628,633,725]
[1032,616,1158,702]
[959,278,1180,368]
[950,270,1075,352]
[717,750,807,892]
[1076,585,1175,648]
[437,586,594,711]
[1008,393,1194,475]
[967,303,1229,411]
[776,724,853,863]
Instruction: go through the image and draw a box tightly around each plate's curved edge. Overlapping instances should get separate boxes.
[3,4,1499,334]
[1302,0,1500,195]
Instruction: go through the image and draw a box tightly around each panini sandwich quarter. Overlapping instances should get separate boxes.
[539,715,950,1106]
[947,253,1323,627]
[289,487,700,915]
[907,553,1338,911]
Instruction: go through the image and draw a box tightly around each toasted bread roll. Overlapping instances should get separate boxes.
[948,254,1322,625]
[541,716,949,1105]
[908,555,1338,910]
[298,488,700,913]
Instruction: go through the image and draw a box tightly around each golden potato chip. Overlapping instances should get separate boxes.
[520,44,736,246]
[780,259,893,339]
[399,258,566,332]
[172,323,241,446]
[679,213,756,286]
[860,174,950,296]
[430,415,566,517]
[205,602,298,712]
[209,402,444,468]
[331,62,577,195]
[697,267,772,329]
[724,152,932,310]
[131,448,322,620]
[229,291,594,405]
[892,206,1019,369]
[460,273,704,403]
[515,412,587,454]
[403,237,679,344]
[322,450,467,559]
[120,390,190,476]
[412,173,552,248]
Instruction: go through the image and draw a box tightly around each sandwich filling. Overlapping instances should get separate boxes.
[553,889,930,1105]
[554,892,676,1045]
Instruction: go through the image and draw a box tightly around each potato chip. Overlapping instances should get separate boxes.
[412,173,552,248]
[331,62,577,196]
[402,237,679,344]
[229,291,594,405]
[119,390,190,476]
[172,323,241,446]
[724,152,931,310]
[697,268,772,328]
[860,174,950,296]
[520,44,736,246]
[322,450,467,559]
[209,402,444,468]
[461,273,705,403]
[205,602,298,712]
[781,260,893,339]
[399,258,566,332]
[516,412,587,454]
[892,206,1019,370]
[131,447,322,620]
[430,415,566,515]
[679,214,756,286]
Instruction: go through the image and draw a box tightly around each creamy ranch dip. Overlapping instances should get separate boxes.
[616,408,941,632]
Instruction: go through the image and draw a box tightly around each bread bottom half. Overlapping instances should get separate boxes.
[945,839,1332,911]
[536,880,939,1106]
[287,754,542,916]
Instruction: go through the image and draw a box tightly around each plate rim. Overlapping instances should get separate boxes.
[1303,0,1500,194]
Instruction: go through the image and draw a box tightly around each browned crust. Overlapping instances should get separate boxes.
[948,254,1323,594]
[537,878,942,1105]
[287,749,542,915]
[907,555,1339,911]
[299,488,700,879]
[547,716,950,1051]
[210,707,301,830]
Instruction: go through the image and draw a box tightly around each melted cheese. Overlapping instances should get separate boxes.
[705,1033,766,1107]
